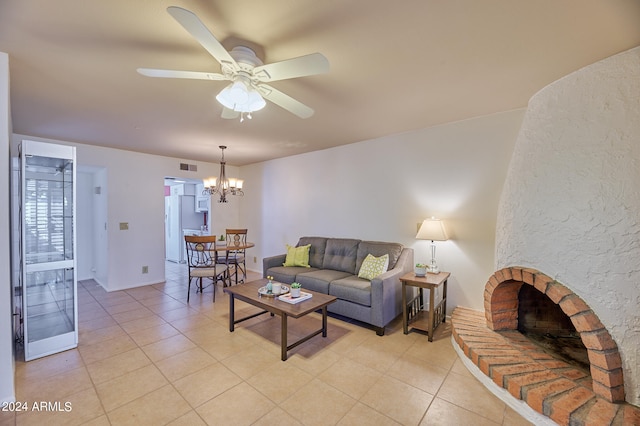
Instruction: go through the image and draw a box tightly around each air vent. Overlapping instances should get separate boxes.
[179,163,198,172]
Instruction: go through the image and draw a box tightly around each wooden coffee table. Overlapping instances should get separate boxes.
[223,279,337,361]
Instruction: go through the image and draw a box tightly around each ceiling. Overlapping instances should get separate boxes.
[1,1,639,166]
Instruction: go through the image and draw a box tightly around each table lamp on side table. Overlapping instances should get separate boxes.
[416,217,448,274]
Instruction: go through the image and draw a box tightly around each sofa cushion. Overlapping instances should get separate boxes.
[356,240,404,271]
[330,276,372,307]
[358,253,389,280]
[296,269,352,294]
[322,238,361,274]
[266,266,319,284]
[283,244,311,267]
[297,237,328,268]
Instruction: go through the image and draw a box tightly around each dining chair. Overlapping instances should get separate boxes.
[217,228,247,285]
[184,235,229,302]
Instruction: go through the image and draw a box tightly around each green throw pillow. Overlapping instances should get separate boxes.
[358,253,389,280]
[283,244,311,267]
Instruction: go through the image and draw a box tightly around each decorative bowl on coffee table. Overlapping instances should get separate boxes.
[258,284,289,297]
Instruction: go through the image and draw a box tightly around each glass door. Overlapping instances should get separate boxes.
[20,140,77,361]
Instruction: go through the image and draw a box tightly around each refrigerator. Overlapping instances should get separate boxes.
[165,187,203,263]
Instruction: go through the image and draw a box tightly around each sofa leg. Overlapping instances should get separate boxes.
[375,327,385,336]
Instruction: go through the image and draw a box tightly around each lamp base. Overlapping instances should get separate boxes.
[427,264,440,274]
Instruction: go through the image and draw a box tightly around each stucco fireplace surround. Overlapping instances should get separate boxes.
[453,45,640,425]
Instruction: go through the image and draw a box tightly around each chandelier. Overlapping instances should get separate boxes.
[203,146,244,203]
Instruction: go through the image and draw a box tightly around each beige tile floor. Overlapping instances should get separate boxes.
[1,262,534,426]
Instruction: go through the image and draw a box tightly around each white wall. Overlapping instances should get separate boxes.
[496,46,640,405]
[91,167,108,286]
[77,170,95,280]
[10,135,239,291]
[240,109,525,314]
[0,51,15,403]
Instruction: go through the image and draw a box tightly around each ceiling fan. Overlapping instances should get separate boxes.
[137,6,329,119]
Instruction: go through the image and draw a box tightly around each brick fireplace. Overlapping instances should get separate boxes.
[485,267,623,402]
[449,45,640,425]
[451,266,640,425]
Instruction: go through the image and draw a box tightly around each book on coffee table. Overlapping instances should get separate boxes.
[278,291,313,304]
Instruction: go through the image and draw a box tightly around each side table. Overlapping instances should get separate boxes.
[400,271,450,341]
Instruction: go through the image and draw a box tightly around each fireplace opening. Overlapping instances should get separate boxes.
[517,285,590,372]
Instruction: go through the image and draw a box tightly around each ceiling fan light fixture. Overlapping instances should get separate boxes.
[215,80,266,114]
[228,81,249,104]
[245,89,266,111]
[216,81,267,113]
[216,81,245,108]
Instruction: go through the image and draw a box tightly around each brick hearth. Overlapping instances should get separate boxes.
[451,308,640,425]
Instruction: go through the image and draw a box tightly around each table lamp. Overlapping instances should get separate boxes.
[416,217,448,273]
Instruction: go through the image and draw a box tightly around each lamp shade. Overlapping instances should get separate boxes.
[215,81,266,113]
[416,218,448,241]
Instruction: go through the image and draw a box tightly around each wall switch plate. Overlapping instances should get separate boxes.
[119,222,128,230]
[142,266,148,274]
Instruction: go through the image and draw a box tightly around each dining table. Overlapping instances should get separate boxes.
[210,242,255,252]
[211,241,255,284]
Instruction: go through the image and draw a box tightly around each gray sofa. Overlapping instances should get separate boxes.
[263,237,414,335]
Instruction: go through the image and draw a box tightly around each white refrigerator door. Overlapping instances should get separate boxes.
[165,192,182,263]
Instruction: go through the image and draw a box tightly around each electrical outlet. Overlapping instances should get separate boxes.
[142,266,148,274]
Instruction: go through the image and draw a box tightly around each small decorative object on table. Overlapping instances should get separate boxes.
[278,289,312,304]
[290,282,302,298]
[258,277,289,297]
[415,263,427,277]
[218,234,226,245]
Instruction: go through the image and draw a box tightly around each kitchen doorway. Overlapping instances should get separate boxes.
[163,177,209,264]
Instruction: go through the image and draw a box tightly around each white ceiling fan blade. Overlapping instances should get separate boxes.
[259,84,314,119]
[253,53,329,83]
[137,68,226,80]
[167,6,238,69]
[221,108,240,119]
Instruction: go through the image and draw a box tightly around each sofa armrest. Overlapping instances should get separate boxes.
[369,248,414,328]
[370,257,409,295]
[372,247,414,285]
[262,254,287,277]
